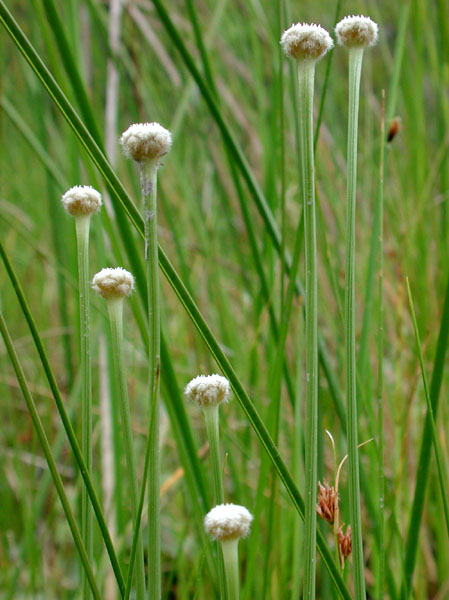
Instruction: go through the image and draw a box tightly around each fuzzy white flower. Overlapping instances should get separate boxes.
[120,122,172,163]
[92,267,135,300]
[61,185,102,218]
[184,374,230,408]
[335,15,378,48]
[281,23,333,62]
[204,504,253,541]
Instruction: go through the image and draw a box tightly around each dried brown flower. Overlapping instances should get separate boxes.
[338,524,352,561]
[316,481,338,525]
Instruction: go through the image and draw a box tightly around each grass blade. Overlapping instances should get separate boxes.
[0,310,102,600]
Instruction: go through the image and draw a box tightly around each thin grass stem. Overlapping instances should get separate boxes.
[140,162,162,600]
[406,279,449,538]
[297,58,318,600]
[221,540,239,600]
[75,215,93,600]
[377,91,386,600]
[0,310,102,600]
[107,298,146,599]
[345,46,366,599]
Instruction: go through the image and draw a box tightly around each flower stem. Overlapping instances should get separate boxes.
[297,59,318,600]
[141,162,162,600]
[107,298,146,600]
[345,46,366,599]
[75,215,93,600]
[221,539,239,600]
[203,405,224,504]
[203,406,226,599]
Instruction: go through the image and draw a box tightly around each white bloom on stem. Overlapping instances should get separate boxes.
[120,122,172,163]
[335,15,378,48]
[184,374,230,408]
[280,23,333,62]
[204,504,253,541]
[92,267,135,300]
[61,185,102,218]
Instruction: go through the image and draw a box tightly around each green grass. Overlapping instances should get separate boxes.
[1,0,449,597]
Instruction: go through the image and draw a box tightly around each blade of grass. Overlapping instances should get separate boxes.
[404,278,449,592]
[0,239,126,597]
[0,310,102,600]
[401,267,449,599]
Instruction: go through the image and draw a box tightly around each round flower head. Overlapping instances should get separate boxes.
[120,122,172,163]
[61,185,102,218]
[92,267,135,300]
[335,15,378,48]
[184,374,230,408]
[204,504,253,542]
[281,23,333,62]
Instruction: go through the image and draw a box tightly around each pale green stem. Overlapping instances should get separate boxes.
[221,539,239,600]
[377,92,386,600]
[297,59,318,600]
[140,161,162,600]
[345,46,366,599]
[203,405,224,504]
[107,298,146,600]
[203,405,226,599]
[75,215,93,600]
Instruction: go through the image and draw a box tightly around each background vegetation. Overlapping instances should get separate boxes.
[1,0,449,597]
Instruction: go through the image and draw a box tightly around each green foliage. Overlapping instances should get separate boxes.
[1,0,449,598]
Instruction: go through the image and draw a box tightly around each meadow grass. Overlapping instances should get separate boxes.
[1,0,449,598]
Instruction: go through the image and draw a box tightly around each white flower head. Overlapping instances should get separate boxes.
[281,23,333,62]
[204,504,253,541]
[335,15,378,48]
[184,374,230,408]
[61,185,102,218]
[120,122,172,163]
[92,267,135,300]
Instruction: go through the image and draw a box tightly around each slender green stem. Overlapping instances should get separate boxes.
[75,215,93,600]
[107,299,146,600]
[221,540,239,600]
[377,93,386,600]
[0,311,101,600]
[203,406,224,504]
[406,279,449,537]
[140,161,162,600]
[297,59,318,600]
[203,406,226,599]
[345,46,366,599]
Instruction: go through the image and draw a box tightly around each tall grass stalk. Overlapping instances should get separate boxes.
[0,310,102,600]
[344,45,366,599]
[406,279,449,537]
[221,540,239,600]
[75,215,94,600]
[106,296,146,599]
[280,23,333,598]
[141,161,162,600]
[376,91,386,600]
[298,59,319,600]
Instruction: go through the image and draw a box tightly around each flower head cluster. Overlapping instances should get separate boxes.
[184,374,230,408]
[204,504,253,542]
[61,186,102,218]
[316,480,338,525]
[338,524,352,561]
[281,23,333,62]
[92,267,135,300]
[335,15,378,48]
[120,122,172,163]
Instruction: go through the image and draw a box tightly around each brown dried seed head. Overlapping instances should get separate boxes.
[387,117,401,143]
[316,480,338,525]
[338,524,352,560]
